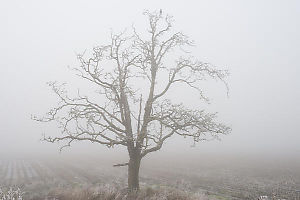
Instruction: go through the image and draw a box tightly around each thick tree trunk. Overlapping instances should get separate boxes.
[128,156,141,191]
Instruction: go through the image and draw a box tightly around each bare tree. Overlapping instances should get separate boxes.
[33,10,231,191]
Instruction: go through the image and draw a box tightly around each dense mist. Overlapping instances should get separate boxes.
[1,0,299,159]
[0,1,300,199]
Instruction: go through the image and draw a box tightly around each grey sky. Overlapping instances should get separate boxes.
[0,0,299,158]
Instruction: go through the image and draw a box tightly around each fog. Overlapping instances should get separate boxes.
[0,0,299,163]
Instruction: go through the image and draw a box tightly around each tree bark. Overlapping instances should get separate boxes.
[128,155,141,191]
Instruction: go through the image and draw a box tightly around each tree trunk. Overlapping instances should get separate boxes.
[128,156,141,191]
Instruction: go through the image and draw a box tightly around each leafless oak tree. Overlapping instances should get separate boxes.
[33,10,231,191]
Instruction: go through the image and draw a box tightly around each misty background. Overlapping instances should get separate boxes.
[0,0,299,162]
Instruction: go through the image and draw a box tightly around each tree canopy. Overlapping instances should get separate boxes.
[33,10,231,191]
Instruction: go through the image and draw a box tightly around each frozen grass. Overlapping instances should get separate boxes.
[45,184,215,200]
[0,187,23,200]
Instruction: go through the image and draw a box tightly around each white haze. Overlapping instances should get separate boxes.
[0,0,299,162]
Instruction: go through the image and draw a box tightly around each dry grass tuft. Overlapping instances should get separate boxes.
[44,184,212,200]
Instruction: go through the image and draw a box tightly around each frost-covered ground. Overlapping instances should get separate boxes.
[0,185,218,200]
[0,156,299,199]
[0,188,23,200]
